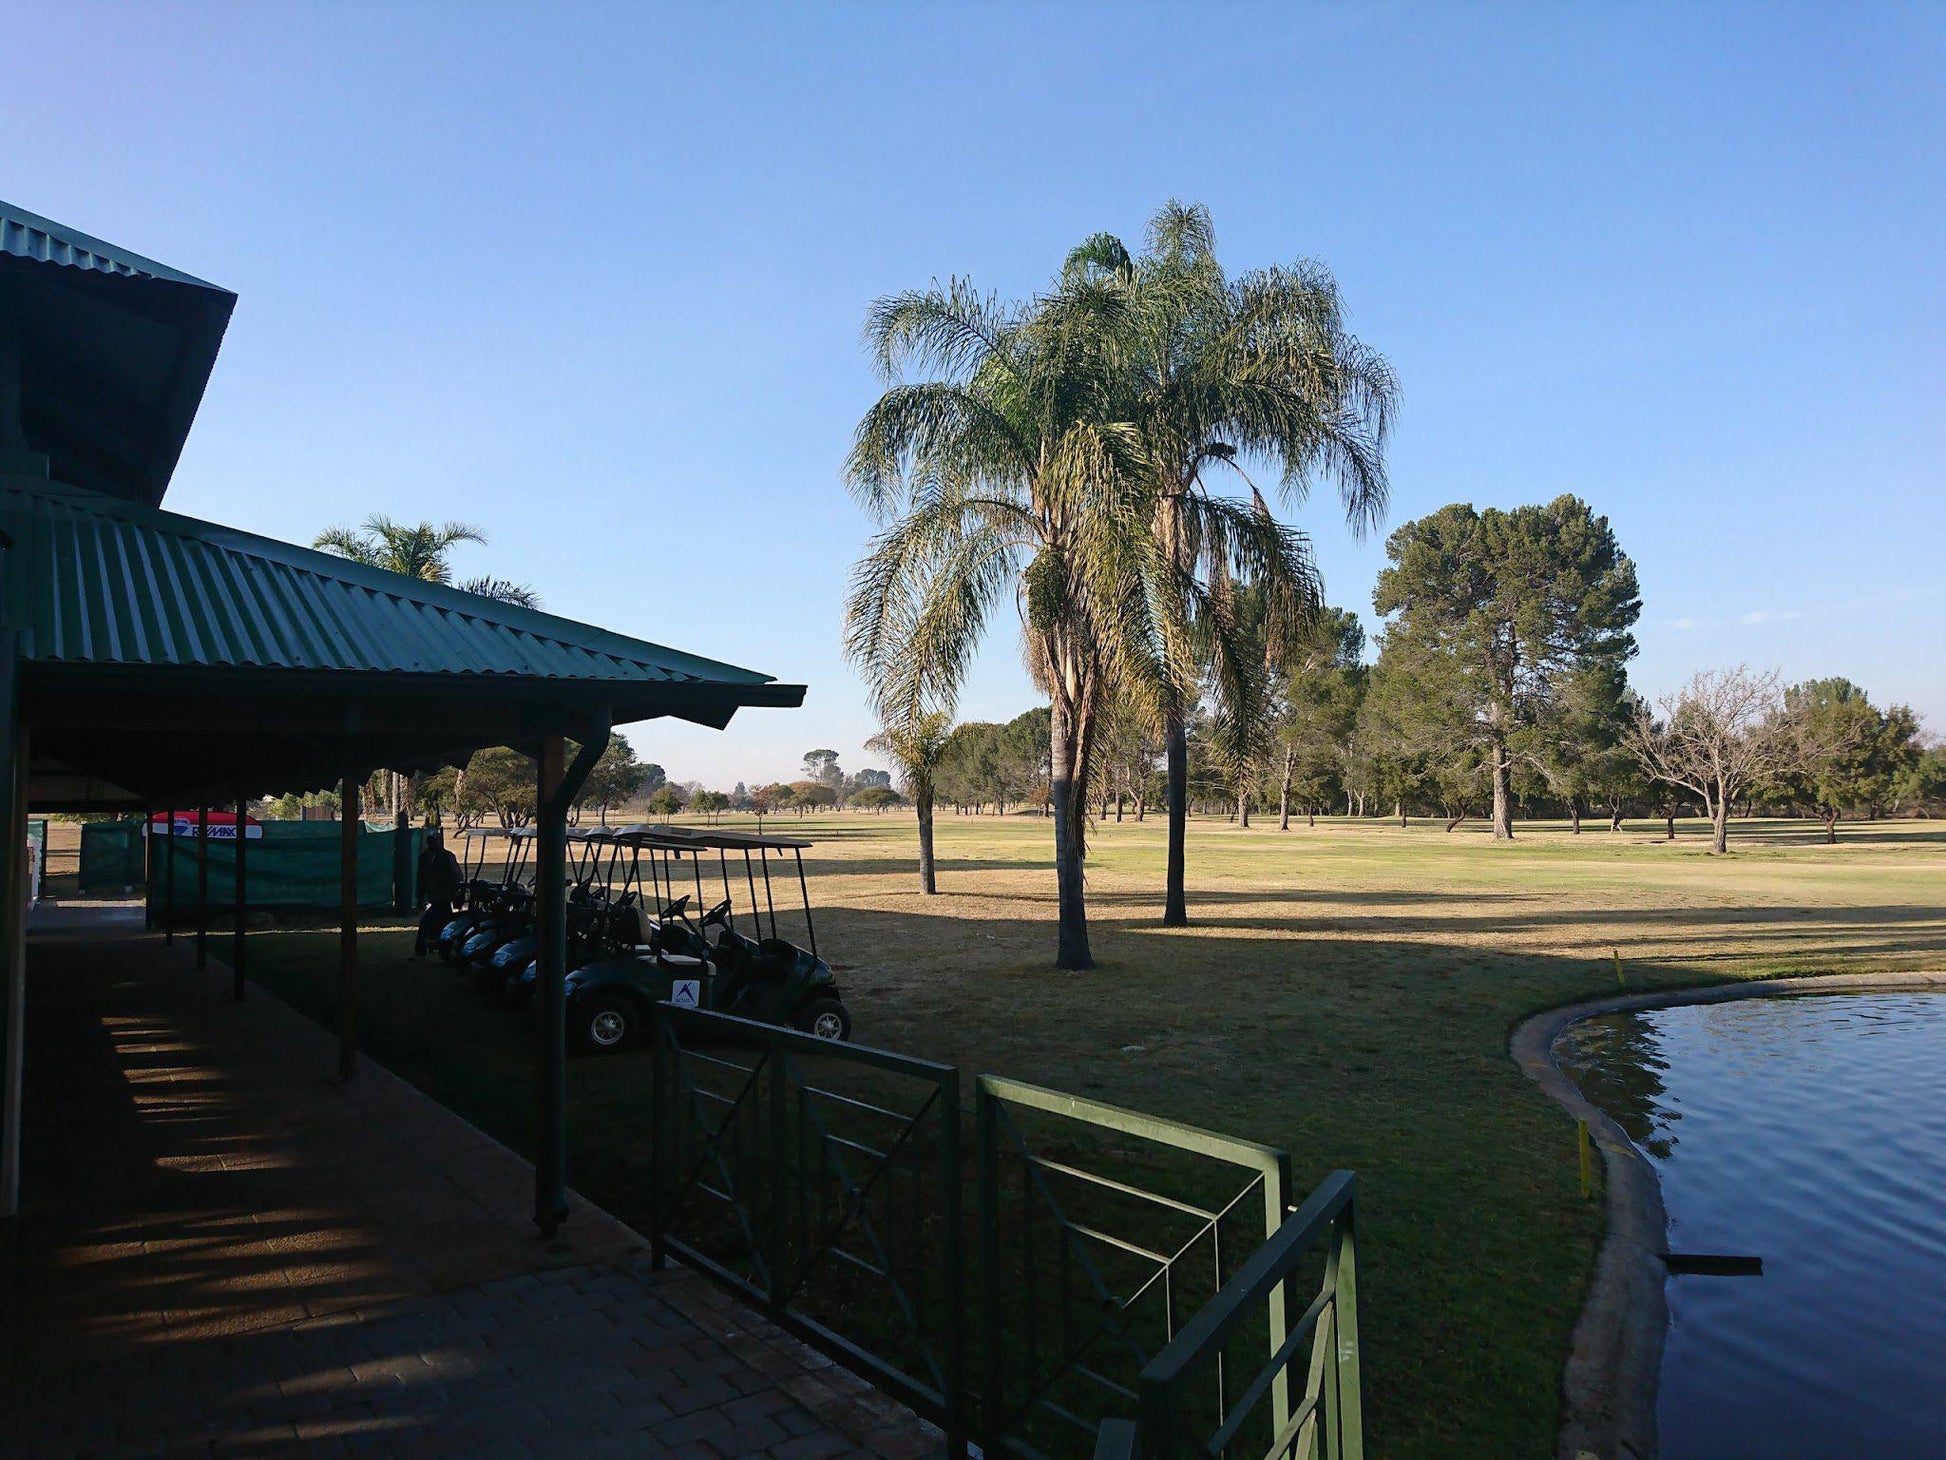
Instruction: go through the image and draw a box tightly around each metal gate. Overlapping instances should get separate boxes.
[645,1005,1360,1460]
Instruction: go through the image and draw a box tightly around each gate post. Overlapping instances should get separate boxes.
[940,1068,967,1460]
[975,1080,1002,1448]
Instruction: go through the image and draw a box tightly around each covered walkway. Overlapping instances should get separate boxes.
[0,909,930,1459]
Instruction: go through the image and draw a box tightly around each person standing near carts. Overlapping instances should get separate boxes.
[412,830,463,959]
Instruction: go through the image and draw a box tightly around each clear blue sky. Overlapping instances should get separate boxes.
[14,3,1943,786]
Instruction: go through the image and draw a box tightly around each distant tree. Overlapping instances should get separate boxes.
[644,783,689,817]
[1891,740,1946,816]
[1631,666,1807,854]
[690,790,731,824]
[1773,679,1918,840]
[1540,660,1636,833]
[1272,606,1366,829]
[576,738,650,826]
[1098,699,1160,822]
[641,763,667,796]
[462,746,538,828]
[418,765,459,823]
[750,783,791,818]
[1357,628,1471,827]
[731,781,752,811]
[868,711,953,892]
[848,768,894,795]
[262,789,340,820]
[998,708,1053,813]
[1372,496,1641,840]
[789,782,838,813]
[802,750,845,794]
[850,786,905,813]
[937,722,1004,812]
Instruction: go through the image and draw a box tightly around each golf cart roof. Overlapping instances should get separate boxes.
[612,824,812,853]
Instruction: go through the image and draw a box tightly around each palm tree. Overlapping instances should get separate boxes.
[866,712,954,893]
[313,515,541,608]
[845,276,1156,970]
[1067,203,1397,924]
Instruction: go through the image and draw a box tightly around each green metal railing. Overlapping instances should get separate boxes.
[975,1078,1294,1460]
[647,1003,967,1452]
[644,1005,1359,1460]
[1135,1170,1361,1460]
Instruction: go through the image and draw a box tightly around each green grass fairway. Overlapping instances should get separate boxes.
[244,812,1946,1459]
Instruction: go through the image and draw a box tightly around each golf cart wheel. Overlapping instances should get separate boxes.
[795,997,851,1042]
[576,994,637,1053]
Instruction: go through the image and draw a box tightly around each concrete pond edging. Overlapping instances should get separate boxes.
[1510,970,1946,1460]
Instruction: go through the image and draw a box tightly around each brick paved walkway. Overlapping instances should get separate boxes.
[0,908,933,1459]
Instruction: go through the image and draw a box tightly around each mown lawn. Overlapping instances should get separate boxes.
[242,812,1946,1459]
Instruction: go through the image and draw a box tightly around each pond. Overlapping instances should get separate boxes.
[1559,992,1946,1459]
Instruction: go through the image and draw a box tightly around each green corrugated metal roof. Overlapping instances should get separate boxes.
[1,476,781,689]
[0,201,228,291]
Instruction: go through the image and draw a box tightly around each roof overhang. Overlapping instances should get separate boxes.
[0,201,235,507]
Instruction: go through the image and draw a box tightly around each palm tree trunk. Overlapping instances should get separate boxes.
[1050,695,1094,969]
[1237,786,1250,828]
[1278,749,1293,832]
[1163,706,1188,926]
[916,784,937,894]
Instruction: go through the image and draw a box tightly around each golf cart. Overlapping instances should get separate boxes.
[562,826,851,1053]
[434,828,520,965]
[495,830,642,1003]
[457,828,537,976]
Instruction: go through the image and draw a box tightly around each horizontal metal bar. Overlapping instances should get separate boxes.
[1063,1218,1175,1267]
[1026,1154,1225,1222]
[661,1002,956,1080]
[981,1076,1287,1176]
[818,1132,891,1165]
[800,1083,929,1123]
[682,1049,762,1076]
[1142,1172,1355,1386]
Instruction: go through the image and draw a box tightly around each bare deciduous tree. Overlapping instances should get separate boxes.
[1629,665,1815,854]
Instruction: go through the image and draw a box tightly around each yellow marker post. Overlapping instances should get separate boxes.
[1578,1119,1594,1199]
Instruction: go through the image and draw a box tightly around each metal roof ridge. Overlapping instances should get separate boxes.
[0,477,777,685]
[0,198,234,295]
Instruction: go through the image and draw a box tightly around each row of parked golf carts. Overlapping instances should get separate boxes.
[429,824,852,1052]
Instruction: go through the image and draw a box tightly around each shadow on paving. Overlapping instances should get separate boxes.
[0,909,933,1460]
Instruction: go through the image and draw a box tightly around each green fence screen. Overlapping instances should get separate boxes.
[149,822,423,914]
[79,820,146,893]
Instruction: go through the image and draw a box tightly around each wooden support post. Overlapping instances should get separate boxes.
[339,772,360,1082]
[535,734,568,1238]
[233,790,248,1002]
[163,806,175,944]
[0,631,25,1219]
[534,716,610,1240]
[195,805,209,968]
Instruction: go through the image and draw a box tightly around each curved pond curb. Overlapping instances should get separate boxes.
[1512,971,1946,1460]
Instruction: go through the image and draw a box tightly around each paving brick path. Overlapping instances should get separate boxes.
[0,908,934,1459]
